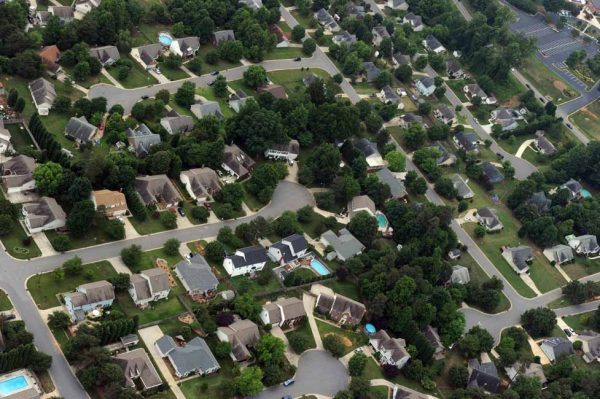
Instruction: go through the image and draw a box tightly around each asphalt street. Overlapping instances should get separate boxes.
[251,350,349,399]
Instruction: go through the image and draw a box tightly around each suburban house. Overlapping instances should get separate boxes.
[476,207,503,232]
[376,167,407,199]
[314,8,340,32]
[155,336,220,378]
[129,268,171,308]
[355,138,385,169]
[267,234,309,266]
[22,197,66,234]
[453,131,478,152]
[170,37,200,58]
[387,0,408,10]
[302,73,320,88]
[28,78,56,115]
[264,139,300,162]
[127,124,162,156]
[112,348,162,392]
[370,329,410,369]
[216,319,260,362]
[48,6,73,23]
[447,59,465,79]
[434,106,457,125]
[431,142,456,166]
[566,234,600,256]
[222,144,255,180]
[320,228,365,262]
[372,25,391,46]
[502,246,533,274]
[91,189,127,218]
[377,85,401,105]
[534,132,557,156]
[543,244,574,265]
[423,35,446,53]
[450,265,470,284]
[174,254,219,298]
[450,174,474,199]
[89,46,120,67]
[132,43,163,70]
[1,155,36,194]
[312,284,366,326]
[270,24,290,48]
[463,84,496,104]
[490,108,518,131]
[74,0,102,16]
[160,114,194,135]
[134,175,181,208]
[239,0,263,9]
[63,280,115,321]
[527,191,552,213]
[0,122,10,155]
[346,2,366,18]
[348,195,376,219]
[560,178,584,200]
[223,246,268,277]
[403,13,424,31]
[229,90,252,113]
[40,45,61,75]
[400,113,423,129]
[392,51,411,66]
[257,84,288,99]
[540,337,573,362]
[424,325,445,359]
[468,356,501,393]
[260,297,306,329]
[332,31,357,46]
[180,167,222,204]
[363,62,381,82]
[415,76,436,96]
[64,116,97,145]
[578,331,600,363]
[191,101,224,119]
[481,162,505,184]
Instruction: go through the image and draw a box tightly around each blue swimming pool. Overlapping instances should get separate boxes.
[376,212,388,229]
[0,376,29,396]
[310,259,330,276]
[159,33,173,46]
[581,189,592,198]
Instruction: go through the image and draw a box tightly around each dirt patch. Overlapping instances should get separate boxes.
[580,107,599,121]
[504,95,520,108]
[325,332,353,347]
[553,80,568,92]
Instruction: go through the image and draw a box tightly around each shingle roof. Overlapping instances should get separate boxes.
[527,191,552,212]
[213,30,235,45]
[175,255,219,294]
[89,46,120,65]
[134,175,181,206]
[23,196,66,229]
[355,138,380,158]
[1,155,36,189]
[454,131,478,151]
[64,116,97,142]
[348,195,376,217]
[425,35,443,50]
[127,124,161,156]
[505,246,533,271]
[321,228,365,260]
[481,162,504,183]
[226,245,268,269]
[28,78,56,108]
[181,167,222,198]
[113,348,162,389]
[160,115,194,134]
[468,358,500,393]
[222,144,255,177]
[363,62,381,82]
[163,336,220,375]
[191,101,224,119]
[376,167,407,198]
[66,280,114,307]
[451,265,470,284]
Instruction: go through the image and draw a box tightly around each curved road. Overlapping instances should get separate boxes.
[2,181,313,398]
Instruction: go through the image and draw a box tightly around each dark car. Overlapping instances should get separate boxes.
[282,379,295,387]
[282,396,293,399]
[211,70,220,76]
[141,95,149,100]
[539,97,546,103]
[566,123,573,129]
[294,57,301,61]
[178,207,185,217]
[564,328,572,337]
[496,152,504,159]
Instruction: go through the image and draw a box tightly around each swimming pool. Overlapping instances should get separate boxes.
[158,32,173,46]
[0,375,29,396]
[581,189,592,198]
[376,212,388,229]
[310,258,330,276]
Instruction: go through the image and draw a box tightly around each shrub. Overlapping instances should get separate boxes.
[104,219,125,240]
[288,332,312,354]
[191,206,209,223]
[323,334,346,357]
[51,235,71,252]
[160,211,177,229]
[163,238,181,256]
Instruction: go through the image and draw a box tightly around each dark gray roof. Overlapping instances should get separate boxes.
[404,13,423,27]
[561,178,582,198]
[28,78,56,107]
[138,43,163,66]
[468,358,500,393]
[527,191,552,213]
[418,76,435,89]
[425,35,443,50]
[321,228,365,260]
[447,59,462,74]
[333,31,357,45]
[402,113,423,125]
[175,255,219,293]
[376,167,407,198]
[542,337,573,359]
[535,135,557,155]
[134,175,181,206]
[160,115,194,134]
[89,46,120,65]
[64,116,96,142]
[431,141,451,165]
[372,25,390,39]
[226,245,268,269]
[450,174,473,198]
[363,62,381,82]
[162,336,220,375]
[284,234,308,253]
[393,52,411,65]
[222,144,255,177]
[506,246,533,271]
[477,207,502,229]
[454,131,478,151]
[213,30,235,45]
[544,244,574,264]
[437,105,456,121]
[481,162,504,184]
[127,124,161,156]
[355,138,379,158]
[191,101,223,119]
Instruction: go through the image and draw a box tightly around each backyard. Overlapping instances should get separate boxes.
[114,290,187,325]
[179,349,236,399]
[315,318,367,356]
[6,123,36,153]
[27,260,118,309]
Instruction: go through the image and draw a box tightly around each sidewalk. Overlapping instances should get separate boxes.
[520,274,542,296]
[107,256,132,275]
[101,69,123,88]
[302,293,323,349]
[122,218,140,239]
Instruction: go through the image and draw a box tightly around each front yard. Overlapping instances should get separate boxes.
[569,99,600,141]
[45,213,120,250]
[315,318,367,356]
[107,55,158,88]
[268,68,331,95]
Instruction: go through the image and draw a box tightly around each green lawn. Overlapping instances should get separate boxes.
[323,280,361,302]
[197,44,243,72]
[179,350,236,399]
[230,269,281,296]
[0,190,41,260]
[45,213,119,250]
[268,68,330,96]
[6,123,36,153]
[159,318,192,337]
[157,63,190,81]
[315,319,367,356]
[290,10,315,27]
[299,211,343,239]
[242,185,265,212]
[369,386,389,399]
[115,291,186,325]
[135,23,171,46]
[129,213,175,235]
[562,257,600,281]
[446,79,470,102]
[27,260,118,309]
[264,47,304,60]
[490,75,526,103]
[107,56,158,88]
[353,82,379,95]
[50,327,70,350]
[0,290,12,311]
[62,67,112,89]
[362,357,384,380]
[137,247,184,272]
[519,57,577,104]
[569,100,600,141]
[562,312,597,333]
[284,319,317,351]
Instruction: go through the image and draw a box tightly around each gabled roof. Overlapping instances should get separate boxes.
[321,228,365,260]
[393,52,411,65]
[402,113,423,125]
[191,101,224,119]
[468,358,500,393]
[333,31,357,45]
[160,115,194,134]
[89,46,120,64]
[561,178,582,198]
[1,155,36,189]
[454,131,478,151]
[477,207,502,229]
[355,138,380,158]
[65,116,96,142]
[226,245,268,269]
[371,329,409,362]
[450,174,474,198]
[363,62,381,82]
[213,30,235,45]
[543,244,574,264]
[175,254,219,293]
[541,337,573,359]
[269,139,300,155]
[535,135,557,155]
[424,35,443,50]
[465,83,487,98]
[447,59,462,74]
[302,73,320,87]
[23,196,66,229]
[436,105,456,121]
[49,6,73,18]
[29,78,56,107]
[481,162,504,183]
[527,191,552,213]
[134,175,181,206]
[138,43,163,65]
[376,167,407,198]
[92,189,127,213]
[66,280,114,307]
[113,348,162,390]
[181,167,221,198]
[161,336,220,375]
[127,124,161,156]
[257,84,288,99]
[223,144,255,177]
[451,265,470,284]
[372,25,390,39]
[131,268,170,301]
[417,76,435,89]
[348,195,376,217]
[403,12,423,27]
[504,246,533,271]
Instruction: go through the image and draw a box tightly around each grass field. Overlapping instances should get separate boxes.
[0,291,12,311]
[137,247,184,272]
[562,312,596,333]
[315,318,367,356]
[27,260,118,309]
[6,123,36,153]
[197,44,243,72]
[157,63,190,81]
[129,212,176,235]
[520,57,577,104]
[115,290,186,325]
[268,68,330,96]
[107,56,158,88]
[323,280,361,301]
[569,100,600,141]
[264,47,304,60]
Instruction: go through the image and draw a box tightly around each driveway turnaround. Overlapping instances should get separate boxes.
[252,350,348,399]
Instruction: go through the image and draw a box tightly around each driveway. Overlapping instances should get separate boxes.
[251,350,348,399]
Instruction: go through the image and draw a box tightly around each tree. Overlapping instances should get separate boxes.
[160,211,177,229]
[374,70,392,90]
[256,335,286,365]
[435,177,458,199]
[174,81,196,108]
[63,256,83,276]
[474,225,486,238]
[121,245,142,269]
[348,211,378,247]
[155,89,170,104]
[214,341,231,359]
[205,241,225,263]
[562,280,587,304]
[404,124,426,150]
[332,175,360,202]
[33,162,64,196]
[110,274,130,291]
[7,89,18,108]
[67,200,95,236]
[385,150,405,172]
[219,40,244,63]
[52,235,71,252]
[302,38,316,55]
[291,25,306,42]
[0,215,13,237]
[234,294,261,320]
[521,307,556,338]
[243,65,267,89]
[104,219,125,240]
[323,334,346,357]
[164,53,182,69]
[47,311,71,330]
[191,206,209,223]
[288,331,312,354]
[52,95,71,114]
[163,238,181,256]
[458,326,494,358]
[72,61,91,82]
[235,366,264,397]
[187,56,203,74]
[448,366,468,388]
[510,375,542,399]
[348,353,368,377]
[213,75,228,98]
[205,49,219,65]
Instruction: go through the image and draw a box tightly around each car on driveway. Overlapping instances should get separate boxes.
[211,70,220,76]
[282,379,295,387]
[178,207,185,217]
[564,328,572,337]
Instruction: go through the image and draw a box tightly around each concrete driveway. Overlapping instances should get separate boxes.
[251,350,348,399]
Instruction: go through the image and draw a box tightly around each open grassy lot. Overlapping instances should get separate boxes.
[268,68,330,95]
[157,63,190,81]
[291,9,315,27]
[107,56,158,88]
[45,213,120,250]
[27,260,118,309]
[315,318,367,356]
[563,311,597,333]
[6,123,36,153]
[491,75,526,103]
[129,212,177,235]
[520,57,577,104]
[138,247,184,272]
[0,291,12,311]
[264,47,304,60]
[115,290,186,325]
[323,280,361,301]
[569,99,600,141]
[197,44,243,72]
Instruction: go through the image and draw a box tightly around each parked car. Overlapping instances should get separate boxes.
[141,95,149,100]
[282,379,295,387]
[178,207,186,217]
[564,328,572,337]
[294,57,301,61]
[211,70,220,76]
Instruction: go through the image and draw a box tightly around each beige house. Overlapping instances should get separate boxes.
[1,155,37,194]
[216,319,260,362]
[92,189,128,218]
[128,268,171,308]
[180,168,222,204]
[22,197,66,234]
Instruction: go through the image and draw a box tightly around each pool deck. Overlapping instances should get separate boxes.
[0,369,41,397]
[273,253,332,282]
